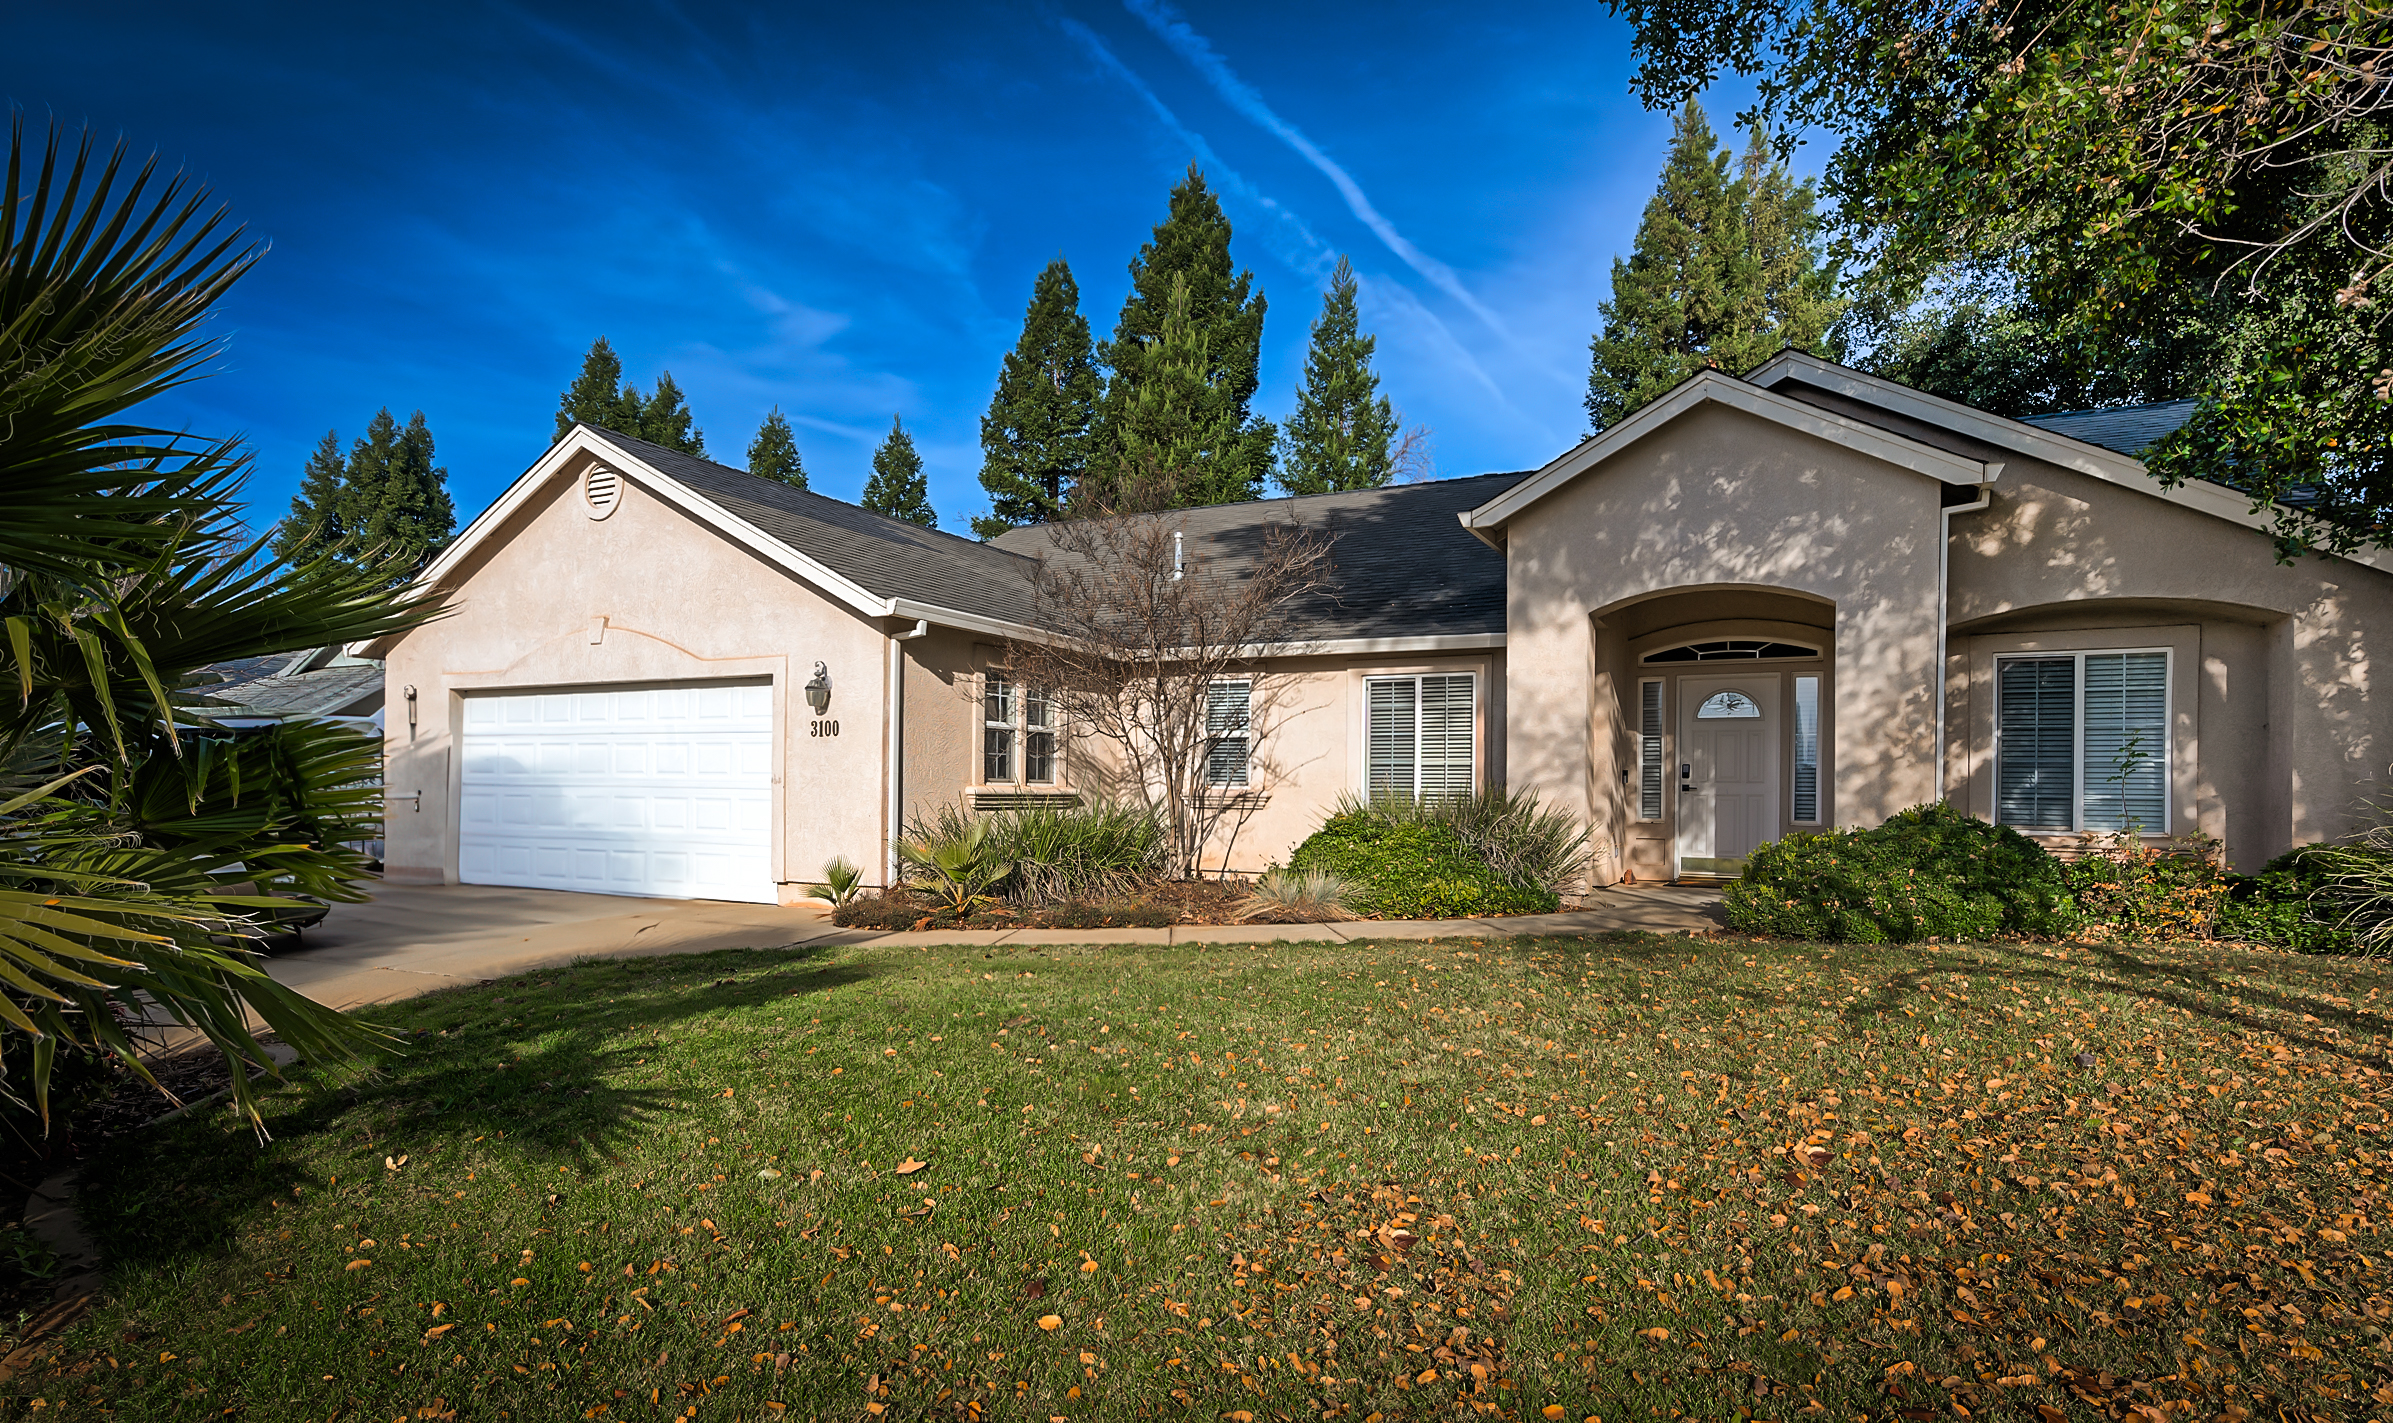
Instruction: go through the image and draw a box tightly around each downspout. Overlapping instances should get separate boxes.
[884,618,930,887]
[1933,463,2001,804]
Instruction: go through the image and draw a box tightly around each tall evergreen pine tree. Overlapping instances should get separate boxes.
[552,337,705,453]
[271,409,454,576]
[1587,100,1740,429]
[272,431,351,564]
[1090,166,1273,510]
[747,407,806,488]
[1712,127,1844,376]
[637,371,705,454]
[1587,103,1842,429]
[1278,255,1401,495]
[359,411,456,574]
[555,337,642,441]
[974,259,1102,538]
[861,415,936,528]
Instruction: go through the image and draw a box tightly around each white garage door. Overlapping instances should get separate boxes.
[459,681,775,903]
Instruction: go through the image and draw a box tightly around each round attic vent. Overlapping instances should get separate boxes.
[584,465,623,520]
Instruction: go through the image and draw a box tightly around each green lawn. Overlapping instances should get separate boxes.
[14,931,2392,1421]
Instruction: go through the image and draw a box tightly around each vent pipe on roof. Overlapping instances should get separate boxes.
[1173,530,1184,581]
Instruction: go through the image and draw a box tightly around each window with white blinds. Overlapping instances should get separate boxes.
[1996,651,2168,833]
[1367,674,1476,799]
[1792,675,1821,823]
[1204,680,1251,787]
[1637,680,1664,820]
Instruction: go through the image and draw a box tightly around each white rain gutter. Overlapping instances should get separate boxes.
[884,619,930,887]
[1933,463,2001,804]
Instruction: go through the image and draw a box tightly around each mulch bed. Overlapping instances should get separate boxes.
[833,879,1260,932]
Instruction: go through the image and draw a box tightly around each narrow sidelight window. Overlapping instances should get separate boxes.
[1996,651,2168,832]
[1638,680,1664,820]
[1792,675,1820,823]
[1367,674,1477,799]
[1205,680,1251,787]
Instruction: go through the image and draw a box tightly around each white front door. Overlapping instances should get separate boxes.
[1677,675,1779,877]
[459,680,775,903]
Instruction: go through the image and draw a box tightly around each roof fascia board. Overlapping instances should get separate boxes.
[1294,632,1506,656]
[1748,351,2393,576]
[352,428,901,655]
[1462,372,1989,532]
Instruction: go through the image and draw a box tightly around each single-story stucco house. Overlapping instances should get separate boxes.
[361,352,2393,904]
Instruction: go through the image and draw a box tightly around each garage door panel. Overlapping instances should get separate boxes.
[459,680,774,904]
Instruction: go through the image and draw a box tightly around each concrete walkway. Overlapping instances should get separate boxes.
[265,881,1723,1013]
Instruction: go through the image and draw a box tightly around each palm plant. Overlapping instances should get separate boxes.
[895,818,1016,917]
[804,856,866,907]
[0,117,441,1135]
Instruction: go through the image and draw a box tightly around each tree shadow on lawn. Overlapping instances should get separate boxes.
[1832,938,2393,1069]
[78,942,875,1269]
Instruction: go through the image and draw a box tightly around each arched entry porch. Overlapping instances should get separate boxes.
[1590,586,1836,883]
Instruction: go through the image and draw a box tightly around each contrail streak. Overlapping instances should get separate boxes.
[1122,0,1510,340]
[1057,17,1328,269]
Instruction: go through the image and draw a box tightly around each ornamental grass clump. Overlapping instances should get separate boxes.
[905,801,1164,906]
[1724,802,2079,943]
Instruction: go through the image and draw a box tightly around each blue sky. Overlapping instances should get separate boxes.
[9,2,1781,536]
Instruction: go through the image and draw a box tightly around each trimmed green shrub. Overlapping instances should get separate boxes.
[2219,844,2362,953]
[1723,802,2079,943]
[1289,814,1558,919]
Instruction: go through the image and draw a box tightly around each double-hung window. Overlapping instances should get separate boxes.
[1204,680,1251,787]
[1366,674,1476,799]
[983,675,1057,786]
[1995,651,2167,833]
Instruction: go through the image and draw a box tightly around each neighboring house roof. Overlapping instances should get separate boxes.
[989,472,1528,646]
[195,662,384,717]
[2018,400,2199,457]
[583,427,1049,629]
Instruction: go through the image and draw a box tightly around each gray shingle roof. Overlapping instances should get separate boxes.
[587,425,1522,642]
[584,426,1045,626]
[196,663,384,716]
[2019,400,2198,457]
[990,473,1526,641]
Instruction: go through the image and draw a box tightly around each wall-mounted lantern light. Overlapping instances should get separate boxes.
[804,662,832,716]
[404,684,418,728]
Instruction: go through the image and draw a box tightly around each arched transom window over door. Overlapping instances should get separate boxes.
[1695,690,1762,719]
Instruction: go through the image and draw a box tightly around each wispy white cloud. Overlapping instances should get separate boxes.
[1056,17,1329,276]
[1122,0,1510,341]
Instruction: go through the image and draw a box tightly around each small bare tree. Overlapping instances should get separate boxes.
[1004,508,1335,879]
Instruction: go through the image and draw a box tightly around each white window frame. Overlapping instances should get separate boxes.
[980,673,1059,788]
[1204,679,1251,788]
[1993,647,2172,833]
[1364,672,1478,800]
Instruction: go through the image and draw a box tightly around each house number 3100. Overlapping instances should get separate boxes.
[810,719,840,738]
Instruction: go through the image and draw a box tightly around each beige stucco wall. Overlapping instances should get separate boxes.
[1945,454,2393,868]
[1497,395,2393,882]
[897,646,1506,877]
[1502,403,1945,886]
[380,451,897,903]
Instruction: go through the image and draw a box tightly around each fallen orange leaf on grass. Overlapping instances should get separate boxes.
[894,1158,928,1175]
[345,1259,371,1271]
[1037,1314,1062,1331]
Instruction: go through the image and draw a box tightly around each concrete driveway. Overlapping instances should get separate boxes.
[265,884,838,1012]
